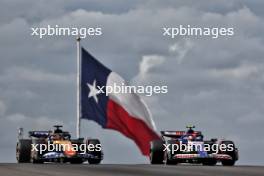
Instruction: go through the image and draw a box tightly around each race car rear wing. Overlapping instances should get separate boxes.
[29,131,52,138]
[161,131,202,138]
[161,131,186,138]
[29,130,72,139]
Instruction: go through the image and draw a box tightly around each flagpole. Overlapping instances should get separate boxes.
[76,36,81,139]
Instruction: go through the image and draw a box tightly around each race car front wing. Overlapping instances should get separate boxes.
[41,152,103,160]
[173,153,232,160]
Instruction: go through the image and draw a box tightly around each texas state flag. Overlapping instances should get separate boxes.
[81,48,160,156]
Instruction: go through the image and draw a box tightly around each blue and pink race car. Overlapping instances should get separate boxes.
[150,125,239,166]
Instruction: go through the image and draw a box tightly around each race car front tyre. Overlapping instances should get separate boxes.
[150,140,164,164]
[16,139,32,163]
[87,139,102,164]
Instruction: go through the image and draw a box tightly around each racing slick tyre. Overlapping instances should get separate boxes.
[16,139,32,163]
[222,159,235,166]
[164,152,178,165]
[220,141,237,166]
[70,158,84,164]
[70,138,85,164]
[164,140,178,165]
[31,139,44,164]
[87,139,102,164]
[150,140,164,164]
[31,158,44,164]
[202,159,217,166]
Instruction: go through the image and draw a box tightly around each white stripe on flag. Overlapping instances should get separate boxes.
[106,72,157,131]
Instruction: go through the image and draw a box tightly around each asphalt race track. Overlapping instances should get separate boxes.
[0,164,263,176]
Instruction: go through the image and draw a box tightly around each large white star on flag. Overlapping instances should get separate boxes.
[87,80,101,103]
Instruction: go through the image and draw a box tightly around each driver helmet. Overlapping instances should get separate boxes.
[188,135,194,141]
[51,133,62,140]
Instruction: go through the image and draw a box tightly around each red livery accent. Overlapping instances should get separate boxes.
[175,131,185,135]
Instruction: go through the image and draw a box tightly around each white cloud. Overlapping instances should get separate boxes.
[5,113,63,127]
[0,100,6,116]
[138,55,165,78]
[6,113,27,122]
[210,64,259,79]
[0,67,74,84]
[169,39,193,64]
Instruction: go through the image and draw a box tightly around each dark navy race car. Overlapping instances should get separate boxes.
[150,126,238,166]
[16,125,103,164]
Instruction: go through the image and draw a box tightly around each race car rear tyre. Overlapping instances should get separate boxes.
[31,139,45,164]
[16,139,32,163]
[70,158,84,164]
[88,158,101,164]
[150,140,164,164]
[164,140,178,165]
[164,152,178,165]
[31,158,44,164]
[220,141,236,166]
[87,139,102,164]
[202,159,217,166]
[222,159,235,166]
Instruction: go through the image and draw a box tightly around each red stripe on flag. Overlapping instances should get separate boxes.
[106,99,160,156]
